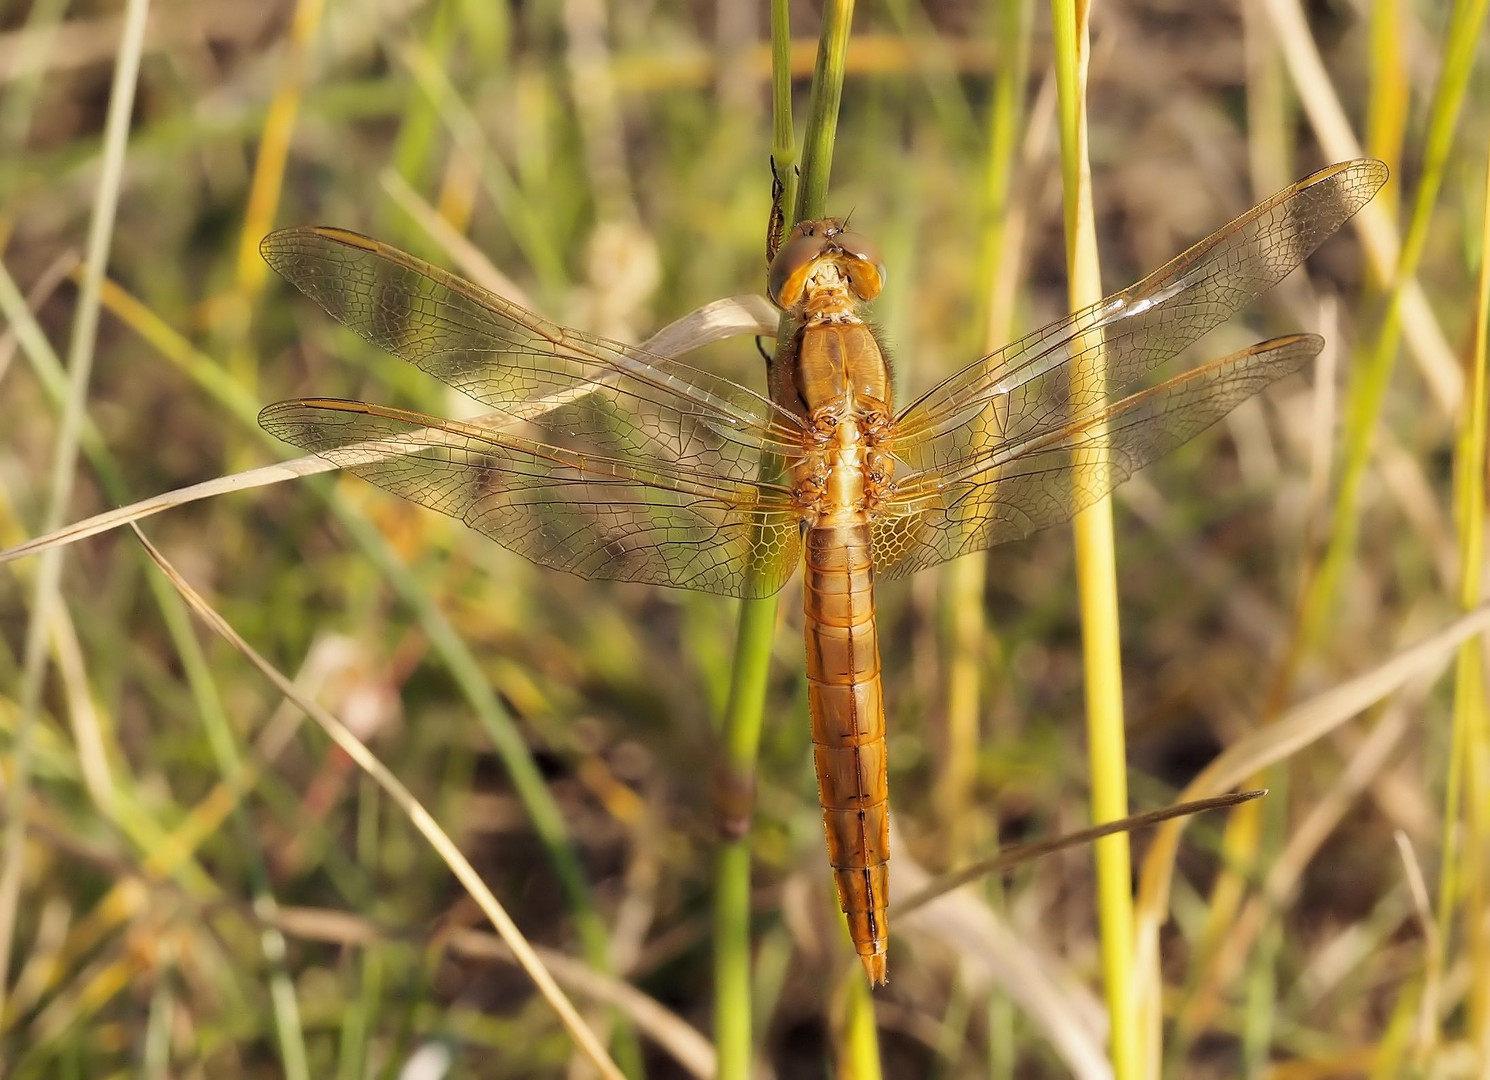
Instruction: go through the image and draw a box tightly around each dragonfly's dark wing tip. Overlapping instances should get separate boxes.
[257,398,320,449]
[1343,157,1390,185]
[1286,331,1326,356]
[258,397,296,430]
[259,224,378,277]
[1325,158,1390,207]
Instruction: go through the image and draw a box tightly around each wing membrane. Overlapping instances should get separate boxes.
[872,335,1321,576]
[892,160,1386,473]
[260,226,809,596]
[260,399,802,597]
[260,227,807,471]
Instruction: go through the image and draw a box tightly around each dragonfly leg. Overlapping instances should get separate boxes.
[766,155,789,263]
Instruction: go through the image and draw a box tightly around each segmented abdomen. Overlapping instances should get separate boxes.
[803,520,889,985]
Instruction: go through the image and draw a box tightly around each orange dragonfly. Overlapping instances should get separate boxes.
[260,158,1387,985]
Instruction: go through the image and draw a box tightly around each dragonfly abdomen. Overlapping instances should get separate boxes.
[803,520,890,985]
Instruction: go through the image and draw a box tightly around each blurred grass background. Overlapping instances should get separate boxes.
[1,0,1488,1077]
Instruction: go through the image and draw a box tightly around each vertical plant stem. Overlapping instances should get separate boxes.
[1364,0,1406,220]
[713,597,777,1080]
[792,4,853,227]
[1049,2,1138,1078]
[770,0,798,220]
[229,0,327,397]
[150,575,310,1080]
[1298,0,1487,661]
[941,0,1031,866]
[713,5,854,1079]
[840,967,884,1079]
[0,0,150,1026]
[1444,133,1490,1052]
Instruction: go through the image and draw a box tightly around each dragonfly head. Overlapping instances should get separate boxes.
[767,218,886,312]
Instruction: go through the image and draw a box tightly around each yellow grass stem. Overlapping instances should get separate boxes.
[1259,0,1461,414]
[1443,134,1490,1054]
[1299,0,1487,661]
[1195,0,1484,1056]
[0,0,150,1029]
[1364,0,1407,220]
[228,0,326,396]
[1050,3,1137,1077]
[839,966,884,1079]
[940,0,1032,866]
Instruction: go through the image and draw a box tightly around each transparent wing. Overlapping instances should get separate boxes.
[891,159,1386,474]
[871,335,1321,576]
[260,399,803,598]
[259,226,808,597]
[260,226,808,475]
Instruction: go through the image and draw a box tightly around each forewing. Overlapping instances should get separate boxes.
[260,399,802,598]
[260,226,807,476]
[892,159,1386,471]
[872,335,1321,576]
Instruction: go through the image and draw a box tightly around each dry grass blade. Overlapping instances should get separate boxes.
[126,524,626,1080]
[892,838,1111,1080]
[262,907,716,1079]
[379,166,531,304]
[0,0,151,1024]
[896,791,1263,917]
[445,929,715,1079]
[0,457,333,565]
[1259,0,1460,414]
[1134,602,1490,992]
[0,295,776,567]
[1393,830,1440,1052]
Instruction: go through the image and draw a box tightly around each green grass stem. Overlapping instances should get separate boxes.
[0,248,321,1075]
[0,0,150,1029]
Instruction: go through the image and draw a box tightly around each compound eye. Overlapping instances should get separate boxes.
[833,230,887,301]
[767,232,828,309]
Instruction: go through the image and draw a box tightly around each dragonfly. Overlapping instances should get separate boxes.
[259,158,1387,985]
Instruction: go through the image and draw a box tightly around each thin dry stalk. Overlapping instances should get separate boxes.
[129,525,627,1080]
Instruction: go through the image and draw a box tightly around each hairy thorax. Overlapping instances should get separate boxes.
[789,304,896,527]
